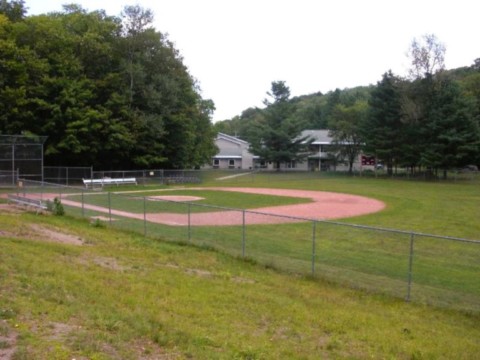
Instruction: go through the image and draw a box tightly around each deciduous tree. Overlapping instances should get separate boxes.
[408,33,446,79]
[329,101,367,174]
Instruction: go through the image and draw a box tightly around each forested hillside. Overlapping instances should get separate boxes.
[0,1,217,169]
[215,57,480,175]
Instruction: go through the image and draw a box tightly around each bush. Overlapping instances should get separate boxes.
[51,197,65,216]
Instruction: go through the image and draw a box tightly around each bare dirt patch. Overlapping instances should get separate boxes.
[28,224,84,246]
[0,203,25,214]
[76,255,130,272]
[0,320,17,360]
[91,256,129,271]
[0,204,84,245]
[90,215,115,222]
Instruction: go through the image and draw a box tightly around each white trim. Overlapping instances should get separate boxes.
[213,155,242,159]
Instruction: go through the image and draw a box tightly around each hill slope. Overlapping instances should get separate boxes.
[0,206,479,359]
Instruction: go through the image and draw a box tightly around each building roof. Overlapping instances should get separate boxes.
[216,132,249,146]
[300,130,333,145]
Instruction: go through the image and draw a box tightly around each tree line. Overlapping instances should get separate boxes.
[215,35,480,176]
[0,1,217,169]
[1,1,478,175]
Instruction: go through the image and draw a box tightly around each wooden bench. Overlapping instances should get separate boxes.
[8,194,48,211]
[83,177,137,188]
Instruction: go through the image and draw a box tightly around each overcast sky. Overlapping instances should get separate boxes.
[25,0,480,121]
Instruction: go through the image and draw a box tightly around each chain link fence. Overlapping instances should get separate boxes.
[0,170,18,187]
[44,166,93,186]
[9,179,480,313]
[92,169,204,186]
[7,167,478,187]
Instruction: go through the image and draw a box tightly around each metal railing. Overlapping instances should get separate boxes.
[11,179,480,313]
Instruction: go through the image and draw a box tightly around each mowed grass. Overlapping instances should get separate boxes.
[0,210,479,359]
[205,173,480,239]
[56,175,480,312]
[65,189,312,214]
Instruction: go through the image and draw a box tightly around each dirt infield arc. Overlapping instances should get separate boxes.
[54,187,385,226]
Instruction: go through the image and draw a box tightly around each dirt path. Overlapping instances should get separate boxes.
[26,187,384,226]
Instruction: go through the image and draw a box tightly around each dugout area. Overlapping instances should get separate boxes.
[0,134,47,185]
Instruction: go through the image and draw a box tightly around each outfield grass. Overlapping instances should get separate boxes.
[1,210,479,359]
[208,173,480,239]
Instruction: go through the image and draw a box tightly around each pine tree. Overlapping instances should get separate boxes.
[250,81,312,170]
[363,71,404,175]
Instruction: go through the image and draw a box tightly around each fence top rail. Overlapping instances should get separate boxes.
[8,194,48,209]
[313,219,480,244]
[18,178,87,191]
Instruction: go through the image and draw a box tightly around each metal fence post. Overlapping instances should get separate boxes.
[188,203,191,242]
[312,220,317,276]
[108,192,112,225]
[143,196,147,237]
[242,210,246,257]
[406,232,415,302]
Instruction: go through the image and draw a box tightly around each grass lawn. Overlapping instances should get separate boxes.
[53,175,480,313]
[204,173,480,239]
[0,210,479,359]
[3,174,479,357]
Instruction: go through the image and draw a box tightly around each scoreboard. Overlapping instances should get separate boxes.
[361,155,376,166]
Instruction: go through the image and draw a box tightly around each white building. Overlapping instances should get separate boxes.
[210,133,256,170]
[209,130,368,171]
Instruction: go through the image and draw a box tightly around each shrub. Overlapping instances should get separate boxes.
[51,197,65,216]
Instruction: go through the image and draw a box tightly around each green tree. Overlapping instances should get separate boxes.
[329,101,367,174]
[24,8,132,167]
[363,71,405,175]
[459,63,480,133]
[0,5,217,169]
[213,107,264,143]
[120,5,216,169]
[292,93,327,129]
[249,81,312,170]
[404,35,480,175]
[0,14,49,136]
[419,75,480,176]
[0,0,26,22]
[188,99,218,168]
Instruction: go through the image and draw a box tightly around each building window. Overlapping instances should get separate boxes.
[213,159,219,168]
[228,159,235,168]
